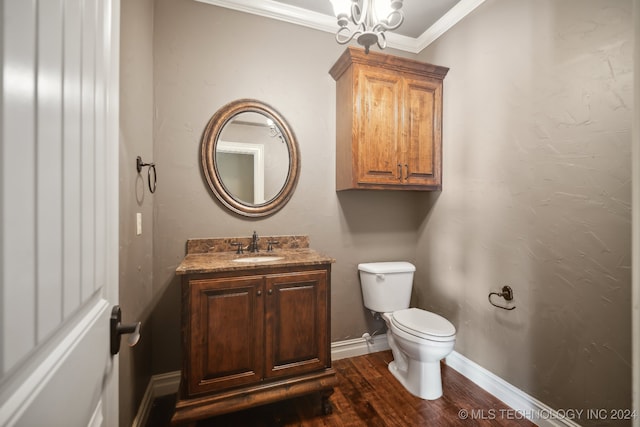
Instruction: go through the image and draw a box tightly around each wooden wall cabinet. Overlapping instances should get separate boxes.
[171,247,336,426]
[329,47,449,191]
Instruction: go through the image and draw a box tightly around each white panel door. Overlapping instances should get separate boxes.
[0,0,120,425]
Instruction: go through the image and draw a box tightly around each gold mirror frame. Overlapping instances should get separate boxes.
[201,99,300,217]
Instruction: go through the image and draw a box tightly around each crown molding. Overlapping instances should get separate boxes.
[416,0,486,52]
[194,0,337,32]
[194,0,485,54]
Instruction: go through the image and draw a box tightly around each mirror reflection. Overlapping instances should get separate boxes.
[201,99,300,217]
[216,112,290,205]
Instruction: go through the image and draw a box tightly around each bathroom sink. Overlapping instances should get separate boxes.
[232,256,284,263]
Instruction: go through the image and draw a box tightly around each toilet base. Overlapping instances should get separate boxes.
[379,311,454,401]
[388,359,443,400]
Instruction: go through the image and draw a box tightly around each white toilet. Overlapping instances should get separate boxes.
[358,261,456,400]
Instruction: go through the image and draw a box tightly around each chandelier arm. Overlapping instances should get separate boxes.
[376,31,387,50]
[350,1,363,26]
[373,11,404,32]
[336,26,362,45]
[387,10,404,29]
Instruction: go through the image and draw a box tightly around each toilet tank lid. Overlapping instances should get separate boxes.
[358,262,416,274]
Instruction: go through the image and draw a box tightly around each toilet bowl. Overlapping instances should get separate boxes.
[383,309,455,399]
[358,262,456,400]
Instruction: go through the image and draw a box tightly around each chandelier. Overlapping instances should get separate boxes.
[329,0,404,54]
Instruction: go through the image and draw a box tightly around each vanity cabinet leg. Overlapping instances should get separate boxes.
[170,412,196,427]
[321,389,334,415]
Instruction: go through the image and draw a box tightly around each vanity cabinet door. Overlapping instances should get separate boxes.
[264,270,329,379]
[187,275,265,396]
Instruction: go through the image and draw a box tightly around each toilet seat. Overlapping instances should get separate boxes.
[391,308,456,342]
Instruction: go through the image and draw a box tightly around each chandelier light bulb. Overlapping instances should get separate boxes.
[330,0,404,54]
[329,0,351,17]
[373,0,392,23]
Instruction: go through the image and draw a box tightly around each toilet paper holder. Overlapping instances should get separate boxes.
[488,285,516,311]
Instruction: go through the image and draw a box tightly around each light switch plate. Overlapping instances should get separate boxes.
[136,213,142,235]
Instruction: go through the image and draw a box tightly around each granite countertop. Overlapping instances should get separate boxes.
[176,235,334,275]
[176,248,334,275]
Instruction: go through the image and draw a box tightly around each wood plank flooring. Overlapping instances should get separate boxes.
[146,351,536,426]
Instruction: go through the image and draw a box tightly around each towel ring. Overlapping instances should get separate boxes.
[136,156,157,194]
[488,285,516,311]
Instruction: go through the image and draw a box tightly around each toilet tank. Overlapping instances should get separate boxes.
[358,262,416,313]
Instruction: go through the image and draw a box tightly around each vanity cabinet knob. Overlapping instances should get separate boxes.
[268,289,273,295]
[257,290,262,296]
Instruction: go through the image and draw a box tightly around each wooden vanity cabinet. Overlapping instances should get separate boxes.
[173,261,336,425]
[186,269,330,396]
[329,47,449,191]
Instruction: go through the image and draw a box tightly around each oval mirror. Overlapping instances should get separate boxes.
[201,99,300,217]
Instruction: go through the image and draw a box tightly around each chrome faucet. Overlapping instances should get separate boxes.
[248,231,259,253]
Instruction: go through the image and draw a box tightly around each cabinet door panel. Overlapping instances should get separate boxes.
[265,270,329,379]
[403,77,442,188]
[356,67,402,184]
[188,276,264,395]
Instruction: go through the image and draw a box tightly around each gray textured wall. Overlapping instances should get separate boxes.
[119,0,155,425]
[416,0,632,422]
[118,0,633,425]
[149,0,419,375]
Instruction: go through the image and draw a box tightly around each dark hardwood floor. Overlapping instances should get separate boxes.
[146,351,536,427]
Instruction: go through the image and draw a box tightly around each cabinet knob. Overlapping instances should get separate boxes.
[405,164,409,180]
[397,164,402,181]
[268,289,273,295]
[257,290,262,296]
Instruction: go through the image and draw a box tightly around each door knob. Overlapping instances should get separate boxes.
[110,305,141,355]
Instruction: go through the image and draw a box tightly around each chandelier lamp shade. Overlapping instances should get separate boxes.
[329,0,404,53]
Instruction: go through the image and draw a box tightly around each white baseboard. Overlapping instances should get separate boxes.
[330,334,391,360]
[133,339,579,427]
[446,351,582,427]
[131,371,180,427]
